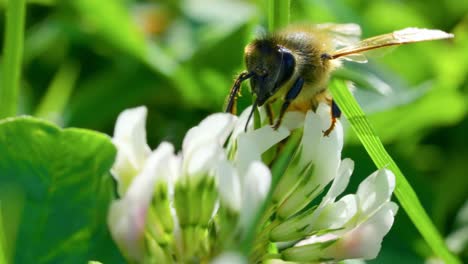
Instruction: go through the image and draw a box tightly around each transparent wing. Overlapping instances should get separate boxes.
[315,23,362,48]
[331,28,454,60]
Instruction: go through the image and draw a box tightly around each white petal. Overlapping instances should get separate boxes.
[111,107,152,194]
[112,106,151,173]
[216,160,242,211]
[182,113,236,158]
[272,194,358,241]
[322,201,398,260]
[281,111,305,130]
[185,143,225,177]
[357,169,396,217]
[108,142,175,261]
[282,233,340,262]
[108,198,146,262]
[295,233,339,247]
[322,158,355,204]
[299,110,322,166]
[236,125,289,175]
[313,194,359,231]
[210,252,247,264]
[285,202,397,262]
[232,106,254,140]
[239,161,271,230]
[126,142,175,202]
[299,104,344,192]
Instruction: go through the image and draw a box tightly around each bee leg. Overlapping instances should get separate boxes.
[273,77,304,129]
[323,99,341,136]
[225,71,254,114]
[265,102,275,125]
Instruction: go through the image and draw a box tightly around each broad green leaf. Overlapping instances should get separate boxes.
[0,117,124,263]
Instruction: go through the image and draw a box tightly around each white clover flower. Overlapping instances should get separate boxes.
[107,103,398,263]
[111,106,152,196]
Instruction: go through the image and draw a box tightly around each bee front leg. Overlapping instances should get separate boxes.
[273,77,304,130]
[323,99,341,136]
[225,71,253,114]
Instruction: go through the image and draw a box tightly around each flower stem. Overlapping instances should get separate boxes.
[329,79,461,264]
[0,0,26,118]
[268,0,290,32]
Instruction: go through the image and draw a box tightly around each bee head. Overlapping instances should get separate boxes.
[244,40,295,106]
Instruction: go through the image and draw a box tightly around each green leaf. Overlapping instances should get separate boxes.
[0,117,124,263]
[329,79,461,264]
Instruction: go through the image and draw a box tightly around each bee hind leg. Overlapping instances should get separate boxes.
[323,99,341,136]
[273,77,304,129]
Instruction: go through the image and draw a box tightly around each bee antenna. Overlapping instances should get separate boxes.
[244,100,258,132]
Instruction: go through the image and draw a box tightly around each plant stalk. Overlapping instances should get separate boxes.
[0,0,26,118]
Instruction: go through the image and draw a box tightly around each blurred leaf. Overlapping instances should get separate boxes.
[35,62,80,125]
[0,117,124,263]
[68,0,176,77]
[23,19,64,65]
[65,62,169,130]
[69,0,146,60]
[349,89,466,144]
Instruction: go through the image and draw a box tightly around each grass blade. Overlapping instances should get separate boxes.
[329,79,460,264]
[0,0,26,118]
[268,0,290,32]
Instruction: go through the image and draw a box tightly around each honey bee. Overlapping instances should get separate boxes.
[225,24,453,135]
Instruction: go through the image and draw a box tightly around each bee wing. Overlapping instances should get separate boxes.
[331,28,454,60]
[315,23,362,48]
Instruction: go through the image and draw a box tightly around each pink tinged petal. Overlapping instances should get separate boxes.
[108,142,175,262]
[357,169,396,217]
[240,161,271,230]
[108,198,147,262]
[284,202,396,261]
[322,201,398,260]
[216,160,242,211]
[182,113,236,158]
[112,106,151,174]
[236,126,289,175]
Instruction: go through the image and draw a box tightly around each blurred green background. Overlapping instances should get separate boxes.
[0,0,467,263]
